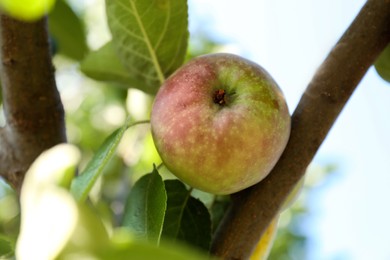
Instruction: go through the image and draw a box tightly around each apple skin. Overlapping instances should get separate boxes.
[151,53,291,195]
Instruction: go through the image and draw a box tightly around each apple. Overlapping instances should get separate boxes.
[150,53,291,195]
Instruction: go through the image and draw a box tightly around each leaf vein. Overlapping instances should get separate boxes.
[129,0,165,84]
[111,14,146,42]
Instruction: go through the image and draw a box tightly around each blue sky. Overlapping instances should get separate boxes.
[188,1,390,259]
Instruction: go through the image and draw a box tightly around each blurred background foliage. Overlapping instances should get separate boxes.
[0,0,338,258]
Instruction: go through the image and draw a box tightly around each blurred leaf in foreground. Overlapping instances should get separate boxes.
[16,144,80,260]
[0,0,56,21]
[48,0,88,60]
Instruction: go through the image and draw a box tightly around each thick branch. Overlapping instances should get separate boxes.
[0,15,67,192]
[211,0,390,259]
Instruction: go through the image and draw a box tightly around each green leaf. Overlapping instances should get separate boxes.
[16,144,81,260]
[71,120,149,202]
[80,42,157,95]
[0,0,56,21]
[122,166,167,245]
[106,0,189,89]
[375,43,390,83]
[162,180,212,251]
[210,196,230,233]
[0,235,13,257]
[48,0,88,61]
[57,204,110,259]
[106,230,212,260]
[70,127,126,202]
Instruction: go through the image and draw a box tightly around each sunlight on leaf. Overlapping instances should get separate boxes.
[106,0,189,90]
[16,144,80,260]
[20,144,80,197]
[17,189,78,260]
[0,0,56,21]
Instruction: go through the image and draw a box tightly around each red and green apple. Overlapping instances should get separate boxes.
[151,53,291,195]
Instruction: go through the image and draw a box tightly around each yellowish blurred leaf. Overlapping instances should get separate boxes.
[16,144,80,260]
[250,216,279,260]
[0,0,56,21]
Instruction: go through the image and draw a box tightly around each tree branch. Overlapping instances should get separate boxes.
[0,15,67,192]
[211,0,390,258]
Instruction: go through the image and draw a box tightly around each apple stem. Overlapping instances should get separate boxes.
[213,89,228,105]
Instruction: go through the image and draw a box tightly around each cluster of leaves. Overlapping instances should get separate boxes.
[81,0,188,95]
[0,0,226,258]
[3,143,214,259]
[0,0,389,259]
[0,116,228,258]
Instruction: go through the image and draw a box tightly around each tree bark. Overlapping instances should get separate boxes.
[211,0,390,259]
[0,15,67,192]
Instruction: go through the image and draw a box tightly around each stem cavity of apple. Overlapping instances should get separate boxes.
[213,89,228,106]
[213,88,237,107]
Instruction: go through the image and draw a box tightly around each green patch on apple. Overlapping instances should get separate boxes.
[151,53,291,195]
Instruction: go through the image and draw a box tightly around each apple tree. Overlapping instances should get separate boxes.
[0,0,389,259]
